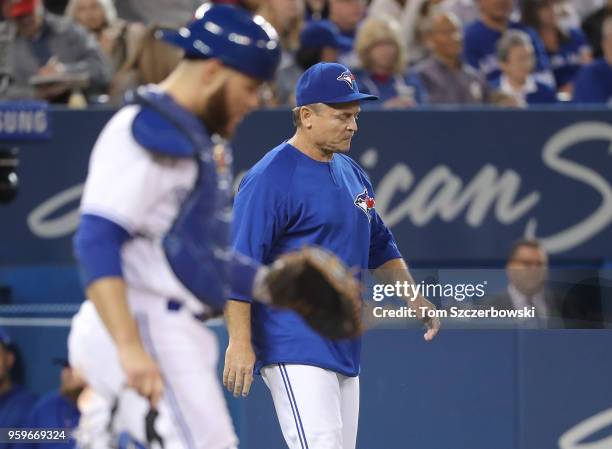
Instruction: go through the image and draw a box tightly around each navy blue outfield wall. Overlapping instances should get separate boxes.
[1,107,612,273]
[1,107,612,449]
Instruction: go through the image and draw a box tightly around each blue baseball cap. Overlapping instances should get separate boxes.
[299,20,353,52]
[295,62,378,107]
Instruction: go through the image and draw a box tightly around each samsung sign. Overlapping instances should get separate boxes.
[0,102,50,140]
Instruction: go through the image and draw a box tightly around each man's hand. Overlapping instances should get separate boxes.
[423,315,441,341]
[88,278,164,407]
[373,259,441,341]
[419,300,440,342]
[37,57,66,77]
[223,341,256,397]
[118,342,164,407]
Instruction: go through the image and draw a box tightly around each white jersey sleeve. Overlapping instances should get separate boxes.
[81,105,174,234]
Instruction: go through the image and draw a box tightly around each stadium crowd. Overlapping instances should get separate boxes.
[1,0,611,107]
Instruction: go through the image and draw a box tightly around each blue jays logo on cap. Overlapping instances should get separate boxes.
[295,62,378,107]
[337,71,356,90]
[354,188,375,220]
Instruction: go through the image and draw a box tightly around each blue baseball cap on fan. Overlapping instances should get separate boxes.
[295,62,378,107]
[299,21,353,52]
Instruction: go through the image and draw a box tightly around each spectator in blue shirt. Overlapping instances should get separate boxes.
[581,0,612,58]
[573,16,612,103]
[275,20,352,105]
[521,0,592,93]
[464,0,555,86]
[0,329,37,440]
[23,361,85,449]
[328,0,366,67]
[493,29,557,105]
[353,15,427,108]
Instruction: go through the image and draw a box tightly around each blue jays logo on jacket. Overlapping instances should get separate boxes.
[337,71,356,90]
[354,188,375,220]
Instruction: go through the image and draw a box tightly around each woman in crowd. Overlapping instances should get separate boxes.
[494,29,557,105]
[353,15,427,108]
[65,0,183,103]
[65,0,145,72]
[521,0,592,94]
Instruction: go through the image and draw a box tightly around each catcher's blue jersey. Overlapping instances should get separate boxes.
[232,142,401,376]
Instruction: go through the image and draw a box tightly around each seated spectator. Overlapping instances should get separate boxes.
[275,20,350,105]
[258,0,304,65]
[0,328,37,429]
[402,0,466,66]
[369,0,478,65]
[2,0,111,103]
[582,0,612,58]
[490,239,563,328]
[328,0,366,67]
[23,360,85,449]
[108,24,183,104]
[414,10,490,104]
[65,0,146,78]
[492,239,606,328]
[573,16,612,103]
[464,0,554,86]
[114,0,204,27]
[493,30,557,105]
[353,15,427,108]
[521,0,591,94]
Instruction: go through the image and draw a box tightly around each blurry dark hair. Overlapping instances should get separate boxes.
[1,342,25,385]
[508,238,544,262]
[520,0,569,44]
[295,47,324,71]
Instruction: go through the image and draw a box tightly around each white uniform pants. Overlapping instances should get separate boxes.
[68,297,237,449]
[261,364,359,449]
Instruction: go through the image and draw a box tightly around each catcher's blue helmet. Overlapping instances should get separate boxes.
[159,4,281,81]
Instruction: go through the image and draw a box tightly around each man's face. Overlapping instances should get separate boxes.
[12,11,41,38]
[538,3,556,28]
[507,245,548,296]
[501,44,535,83]
[329,0,365,33]
[368,41,398,74]
[200,69,263,139]
[478,0,513,22]
[74,0,106,33]
[429,14,463,60]
[308,101,360,153]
